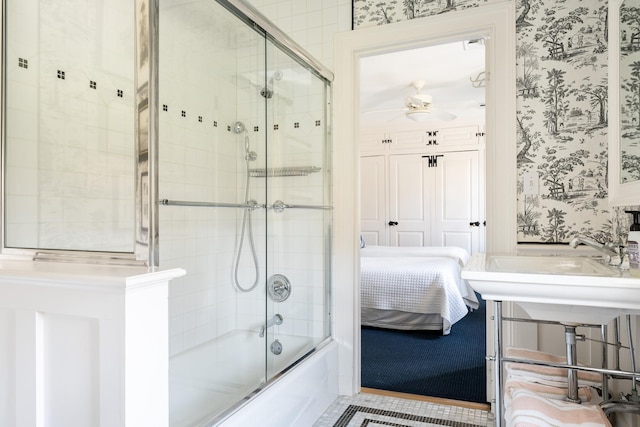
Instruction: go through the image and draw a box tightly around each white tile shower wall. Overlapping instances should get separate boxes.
[5,0,135,252]
[241,0,344,342]
[246,0,352,69]
[160,1,246,356]
[256,88,327,340]
[162,0,332,356]
[269,212,327,338]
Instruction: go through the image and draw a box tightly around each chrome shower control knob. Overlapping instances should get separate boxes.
[267,274,291,302]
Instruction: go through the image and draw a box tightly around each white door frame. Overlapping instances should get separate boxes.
[332,2,517,395]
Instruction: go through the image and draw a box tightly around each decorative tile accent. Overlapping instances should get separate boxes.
[57,70,65,79]
[117,89,123,97]
[333,405,484,427]
[90,80,97,89]
[313,394,494,427]
[18,58,28,69]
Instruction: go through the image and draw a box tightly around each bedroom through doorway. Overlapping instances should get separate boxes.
[358,39,488,404]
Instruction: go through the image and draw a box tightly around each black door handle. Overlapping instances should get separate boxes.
[469,221,480,227]
[388,221,398,226]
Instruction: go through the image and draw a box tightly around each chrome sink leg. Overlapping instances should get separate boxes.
[565,325,581,403]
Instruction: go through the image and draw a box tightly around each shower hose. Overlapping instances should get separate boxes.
[233,133,260,292]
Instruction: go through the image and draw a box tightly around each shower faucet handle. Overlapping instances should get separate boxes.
[267,274,291,302]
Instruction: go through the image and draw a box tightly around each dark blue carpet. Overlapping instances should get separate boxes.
[361,294,487,403]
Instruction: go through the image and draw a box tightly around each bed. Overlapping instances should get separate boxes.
[360,245,479,335]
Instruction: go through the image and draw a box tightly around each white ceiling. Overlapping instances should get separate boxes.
[359,39,486,128]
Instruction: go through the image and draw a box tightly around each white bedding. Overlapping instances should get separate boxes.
[360,245,478,334]
[361,245,471,267]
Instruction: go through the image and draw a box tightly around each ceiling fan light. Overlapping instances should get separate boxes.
[406,111,431,122]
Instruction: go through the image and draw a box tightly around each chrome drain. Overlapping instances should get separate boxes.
[270,339,283,355]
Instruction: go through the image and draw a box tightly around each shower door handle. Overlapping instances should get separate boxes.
[269,201,333,212]
[271,200,288,213]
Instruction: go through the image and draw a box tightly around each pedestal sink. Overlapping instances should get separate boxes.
[461,253,640,324]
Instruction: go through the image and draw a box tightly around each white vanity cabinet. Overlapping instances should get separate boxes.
[0,261,185,427]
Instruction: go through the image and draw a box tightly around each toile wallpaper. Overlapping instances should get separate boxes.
[620,2,640,184]
[354,0,633,245]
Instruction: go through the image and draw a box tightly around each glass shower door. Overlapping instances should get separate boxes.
[263,39,332,380]
[159,1,331,424]
[159,1,270,424]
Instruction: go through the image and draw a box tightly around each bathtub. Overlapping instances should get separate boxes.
[170,330,338,426]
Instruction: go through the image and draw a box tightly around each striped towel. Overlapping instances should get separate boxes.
[505,388,611,427]
[505,347,602,388]
[504,379,596,409]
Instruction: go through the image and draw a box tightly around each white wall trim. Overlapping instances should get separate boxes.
[333,1,517,396]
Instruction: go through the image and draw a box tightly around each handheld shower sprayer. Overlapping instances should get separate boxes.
[232,120,259,292]
[232,121,257,161]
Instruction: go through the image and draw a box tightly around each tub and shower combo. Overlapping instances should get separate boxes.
[159,2,334,425]
[3,0,335,425]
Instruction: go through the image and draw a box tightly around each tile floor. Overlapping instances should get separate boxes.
[313,393,495,427]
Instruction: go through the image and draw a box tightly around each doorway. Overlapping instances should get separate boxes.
[332,2,517,400]
[358,40,487,254]
[358,40,487,402]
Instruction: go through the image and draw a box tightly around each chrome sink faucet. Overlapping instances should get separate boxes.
[569,236,626,266]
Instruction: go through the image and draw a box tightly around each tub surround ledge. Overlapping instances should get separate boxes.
[0,259,185,427]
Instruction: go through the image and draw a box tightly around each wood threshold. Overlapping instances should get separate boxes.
[361,387,491,411]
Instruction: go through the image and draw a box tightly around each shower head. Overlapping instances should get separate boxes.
[233,121,246,134]
[260,71,283,99]
[260,87,273,99]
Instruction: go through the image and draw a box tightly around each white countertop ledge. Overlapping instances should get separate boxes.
[0,258,186,292]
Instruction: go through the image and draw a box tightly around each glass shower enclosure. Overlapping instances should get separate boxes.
[2,0,332,425]
[156,1,332,425]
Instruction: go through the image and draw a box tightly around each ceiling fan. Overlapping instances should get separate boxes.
[403,80,456,122]
[362,80,457,122]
